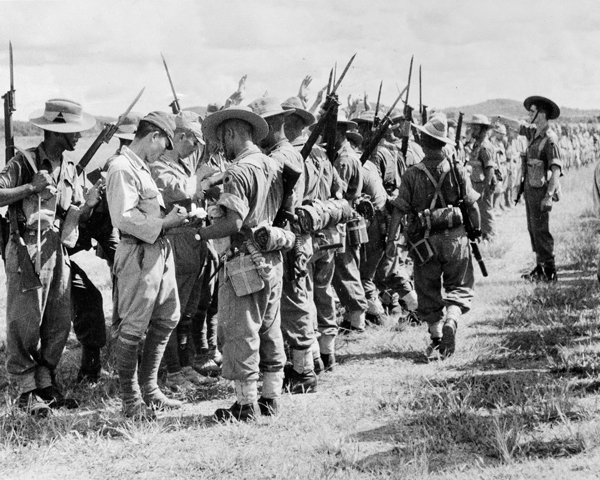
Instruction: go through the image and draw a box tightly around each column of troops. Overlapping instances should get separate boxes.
[1,84,575,420]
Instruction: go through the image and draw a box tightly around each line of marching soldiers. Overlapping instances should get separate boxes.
[1,86,572,421]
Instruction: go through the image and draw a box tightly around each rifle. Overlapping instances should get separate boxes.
[420,65,428,125]
[76,88,145,184]
[400,55,414,161]
[276,54,357,228]
[360,83,408,165]
[450,112,488,277]
[299,53,356,161]
[160,53,181,114]
[373,80,383,132]
[2,41,15,162]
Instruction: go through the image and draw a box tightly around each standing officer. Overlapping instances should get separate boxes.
[107,112,189,419]
[500,96,563,281]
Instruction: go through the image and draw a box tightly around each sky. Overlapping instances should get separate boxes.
[0,0,599,120]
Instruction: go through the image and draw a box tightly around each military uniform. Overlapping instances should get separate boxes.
[107,142,181,414]
[332,139,368,328]
[1,145,83,395]
[519,123,562,275]
[296,136,343,367]
[467,137,496,240]
[150,156,206,383]
[216,145,286,386]
[394,150,479,354]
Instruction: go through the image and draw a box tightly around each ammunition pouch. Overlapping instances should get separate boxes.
[416,206,463,234]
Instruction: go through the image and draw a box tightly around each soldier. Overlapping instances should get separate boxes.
[389,114,480,359]
[282,96,345,372]
[501,96,563,281]
[332,112,369,333]
[69,112,142,384]
[107,111,189,419]
[247,96,316,394]
[0,99,98,414]
[465,114,496,242]
[490,123,508,212]
[197,106,286,421]
[150,110,217,391]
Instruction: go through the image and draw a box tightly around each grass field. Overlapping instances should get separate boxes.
[1,160,600,479]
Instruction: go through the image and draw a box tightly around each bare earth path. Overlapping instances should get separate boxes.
[1,164,600,479]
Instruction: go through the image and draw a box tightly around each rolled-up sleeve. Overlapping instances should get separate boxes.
[217,169,250,221]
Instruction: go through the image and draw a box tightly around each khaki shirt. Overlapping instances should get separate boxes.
[151,156,196,209]
[106,146,165,244]
[334,139,363,201]
[218,145,282,230]
[0,142,83,230]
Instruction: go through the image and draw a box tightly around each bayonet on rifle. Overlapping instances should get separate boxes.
[160,53,181,114]
[77,87,145,183]
[360,83,408,165]
[3,41,16,162]
[373,80,383,130]
[331,53,356,94]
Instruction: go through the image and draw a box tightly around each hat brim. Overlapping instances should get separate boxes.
[261,108,296,119]
[524,96,560,120]
[347,131,364,145]
[201,108,269,144]
[283,106,316,127]
[115,133,135,141]
[337,119,358,130]
[412,123,454,145]
[352,117,375,125]
[29,110,97,133]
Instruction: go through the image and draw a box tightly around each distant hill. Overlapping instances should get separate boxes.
[442,99,600,122]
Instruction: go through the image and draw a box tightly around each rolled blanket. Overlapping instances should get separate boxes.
[324,199,352,226]
[253,226,296,252]
[296,199,352,233]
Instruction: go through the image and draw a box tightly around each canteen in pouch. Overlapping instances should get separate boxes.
[347,216,369,246]
[225,253,265,297]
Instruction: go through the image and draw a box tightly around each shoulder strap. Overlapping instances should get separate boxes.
[415,161,449,209]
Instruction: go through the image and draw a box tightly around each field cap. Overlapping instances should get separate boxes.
[412,113,454,145]
[29,98,96,133]
[175,110,205,145]
[248,96,295,119]
[524,95,560,120]
[282,96,316,127]
[115,112,143,141]
[142,111,176,150]
[202,105,269,144]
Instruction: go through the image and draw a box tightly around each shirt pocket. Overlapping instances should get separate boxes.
[527,159,547,188]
